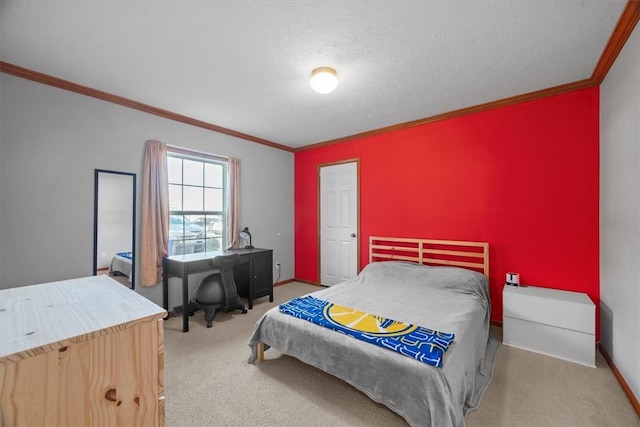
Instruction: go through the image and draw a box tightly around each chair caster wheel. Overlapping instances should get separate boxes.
[242,309,247,314]
[206,322,212,328]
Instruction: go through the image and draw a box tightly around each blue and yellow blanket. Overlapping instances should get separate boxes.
[279,295,455,368]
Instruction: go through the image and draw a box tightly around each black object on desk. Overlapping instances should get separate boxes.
[163,248,273,332]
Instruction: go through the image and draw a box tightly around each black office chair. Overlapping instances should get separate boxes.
[190,253,247,328]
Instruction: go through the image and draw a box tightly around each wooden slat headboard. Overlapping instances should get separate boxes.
[369,236,489,276]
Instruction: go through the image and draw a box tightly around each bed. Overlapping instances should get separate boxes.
[248,237,500,427]
[109,251,133,282]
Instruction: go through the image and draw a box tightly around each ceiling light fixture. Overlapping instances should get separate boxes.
[310,67,338,94]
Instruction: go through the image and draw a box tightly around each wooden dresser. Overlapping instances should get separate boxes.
[0,275,167,426]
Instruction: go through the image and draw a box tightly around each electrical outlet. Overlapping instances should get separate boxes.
[276,262,281,269]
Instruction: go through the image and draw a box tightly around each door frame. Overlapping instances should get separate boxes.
[317,159,361,285]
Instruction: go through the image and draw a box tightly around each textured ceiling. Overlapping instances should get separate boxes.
[0,1,628,148]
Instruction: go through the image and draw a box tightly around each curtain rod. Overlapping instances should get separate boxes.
[166,144,230,163]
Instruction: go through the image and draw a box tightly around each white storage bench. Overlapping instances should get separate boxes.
[503,285,595,367]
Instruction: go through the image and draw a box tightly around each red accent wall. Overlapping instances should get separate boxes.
[295,88,600,336]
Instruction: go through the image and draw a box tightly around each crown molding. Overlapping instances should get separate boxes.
[592,0,640,85]
[0,61,295,153]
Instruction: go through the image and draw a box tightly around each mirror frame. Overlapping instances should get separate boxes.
[93,169,137,288]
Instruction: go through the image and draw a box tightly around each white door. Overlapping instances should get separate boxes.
[320,162,358,286]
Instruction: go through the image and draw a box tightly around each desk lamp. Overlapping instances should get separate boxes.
[239,227,254,249]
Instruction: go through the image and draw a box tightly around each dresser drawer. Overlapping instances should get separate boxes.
[503,316,594,367]
[503,285,594,334]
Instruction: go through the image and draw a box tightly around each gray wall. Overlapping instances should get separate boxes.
[600,24,640,401]
[0,73,294,309]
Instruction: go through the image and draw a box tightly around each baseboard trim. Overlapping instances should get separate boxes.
[293,278,321,286]
[274,278,296,287]
[599,345,640,417]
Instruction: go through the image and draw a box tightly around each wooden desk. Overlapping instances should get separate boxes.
[163,248,273,332]
[0,275,167,426]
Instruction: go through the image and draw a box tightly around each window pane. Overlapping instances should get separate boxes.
[205,163,223,188]
[190,214,223,237]
[209,214,223,236]
[167,157,183,184]
[168,184,183,211]
[184,214,204,239]
[205,188,223,211]
[183,159,203,186]
[185,214,201,226]
[206,237,222,251]
[183,186,204,211]
[168,214,185,254]
[191,238,206,254]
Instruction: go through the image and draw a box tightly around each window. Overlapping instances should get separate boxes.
[167,153,227,255]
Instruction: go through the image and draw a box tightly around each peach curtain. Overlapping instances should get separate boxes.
[227,157,241,249]
[140,140,169,286]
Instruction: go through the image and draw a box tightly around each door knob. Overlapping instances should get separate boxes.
[351,233,356,238]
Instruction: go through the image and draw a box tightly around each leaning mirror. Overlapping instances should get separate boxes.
[93,169,137,288]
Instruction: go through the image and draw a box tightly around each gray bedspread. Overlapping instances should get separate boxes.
[248,261,499,427]
[109,253,132,283]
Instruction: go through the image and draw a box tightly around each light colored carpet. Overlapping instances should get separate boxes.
[163,282,639,427]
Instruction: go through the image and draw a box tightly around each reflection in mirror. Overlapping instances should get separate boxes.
[93,169,136,288]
